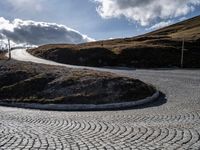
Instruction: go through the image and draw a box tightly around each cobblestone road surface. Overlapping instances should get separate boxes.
[0,69,200,150]
[1,49,200,149]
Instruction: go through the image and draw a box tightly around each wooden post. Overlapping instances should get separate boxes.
[181,38,184,68]
[101,41,103,47]
[8,39,11,60]
[0,39,2,50]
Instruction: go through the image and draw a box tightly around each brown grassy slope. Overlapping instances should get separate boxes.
[147,15,200,40]
[0,52,7,60]
[29,15,200,68]
[0,60,155,104]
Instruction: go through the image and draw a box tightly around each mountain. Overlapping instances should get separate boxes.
[29,16,200,68]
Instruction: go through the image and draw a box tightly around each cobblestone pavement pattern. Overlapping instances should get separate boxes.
[0,66,200,149]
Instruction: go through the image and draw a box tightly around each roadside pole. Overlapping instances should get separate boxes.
[180,38,184,68]
[0,39,2,50]
[8,39,11,60]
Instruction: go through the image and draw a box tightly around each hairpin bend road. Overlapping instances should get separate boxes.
[0,48,199,149]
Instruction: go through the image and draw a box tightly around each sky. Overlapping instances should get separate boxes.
[0,0,200,46]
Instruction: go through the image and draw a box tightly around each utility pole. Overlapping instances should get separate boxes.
[8,39,11,60]
[180,38,184,68]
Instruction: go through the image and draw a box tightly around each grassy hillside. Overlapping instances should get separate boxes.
[147,15,200,40]
[29,16,200,68]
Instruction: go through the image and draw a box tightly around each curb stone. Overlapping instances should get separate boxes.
[0,91,159,111]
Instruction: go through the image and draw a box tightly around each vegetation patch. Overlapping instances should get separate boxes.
[0,60,155,104]
[0,52,7,60]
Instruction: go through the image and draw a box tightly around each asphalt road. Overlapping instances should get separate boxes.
[0,49,200,149]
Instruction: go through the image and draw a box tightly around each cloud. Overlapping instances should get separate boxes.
[4,0,43,12]
[0,17,94,46]
[179,17,188,21]
[148,20,173,30]
[94,0,200,26]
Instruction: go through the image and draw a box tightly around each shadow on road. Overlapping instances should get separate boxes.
[92,91,167,111]
[129,91,167,110]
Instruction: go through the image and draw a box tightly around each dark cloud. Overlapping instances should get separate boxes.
[115,0,152,9]
[0,18,94,46]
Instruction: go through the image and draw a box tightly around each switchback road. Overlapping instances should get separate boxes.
[0,49,199,149]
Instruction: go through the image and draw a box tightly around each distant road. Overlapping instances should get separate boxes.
[10,48,124,72]
[0,48,199,149]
